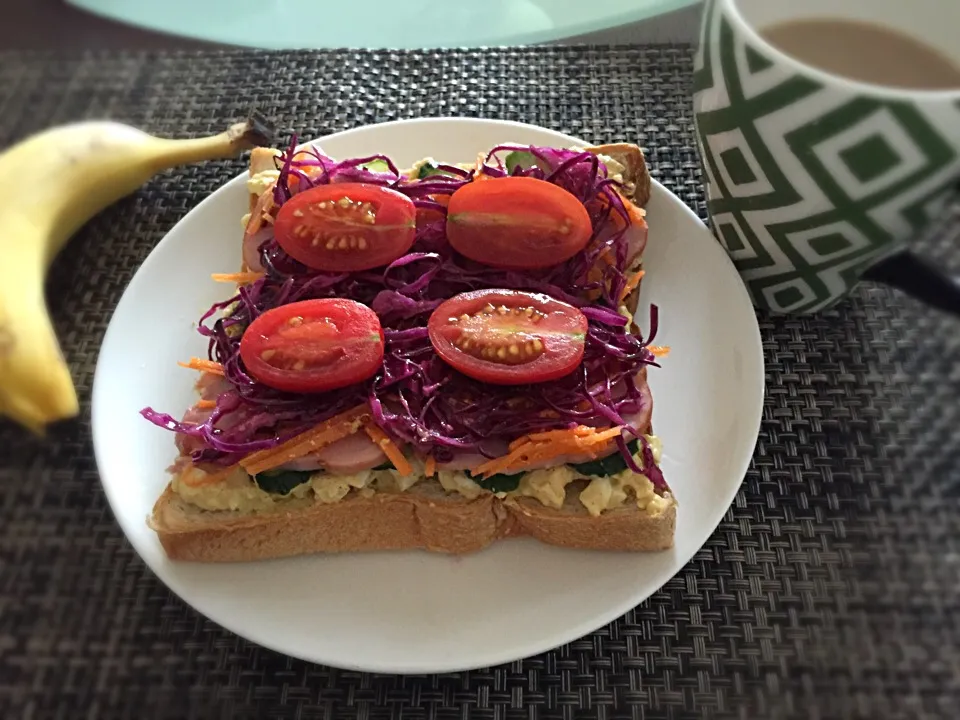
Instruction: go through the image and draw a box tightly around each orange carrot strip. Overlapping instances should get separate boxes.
[483,426,629,477]
[195,399,217,410]
[240,416,369,475]
[472,440,536,477]
[243,425,358,476]
[244,186,275,236]
[364,423,413,477]
[648,345,671,357]
[579,426,625,446]
[239,406,371,475]
[620,269,645,301]
[178,358,224,375]
[211,271,265,284]
[518,426,595,448]
[494,447,558,477]
[424,456,436,478]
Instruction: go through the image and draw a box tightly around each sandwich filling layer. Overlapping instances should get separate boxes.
[172,434,668,518]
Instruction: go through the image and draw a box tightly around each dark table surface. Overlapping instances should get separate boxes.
[0,47,957,720]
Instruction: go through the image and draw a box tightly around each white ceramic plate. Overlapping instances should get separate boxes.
[92,118,763,673]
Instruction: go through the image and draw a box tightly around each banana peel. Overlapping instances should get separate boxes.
[0,114,273,433]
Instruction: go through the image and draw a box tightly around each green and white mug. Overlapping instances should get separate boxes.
[693,0,960,313]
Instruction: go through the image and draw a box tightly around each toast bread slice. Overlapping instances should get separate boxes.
[585,143,651,207]
[150,478,676,561]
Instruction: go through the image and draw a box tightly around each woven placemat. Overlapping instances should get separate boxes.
[0,47,957,720]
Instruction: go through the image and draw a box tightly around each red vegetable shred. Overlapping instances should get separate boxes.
[141,139,665,487]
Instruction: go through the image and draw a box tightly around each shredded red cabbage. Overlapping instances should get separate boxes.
[141,142,664,488]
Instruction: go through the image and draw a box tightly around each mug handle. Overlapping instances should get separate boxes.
[863,251,960,315]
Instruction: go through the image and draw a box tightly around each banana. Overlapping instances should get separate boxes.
[0,116,273,433]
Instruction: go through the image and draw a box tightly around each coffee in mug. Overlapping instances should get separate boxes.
[694,0,960,313]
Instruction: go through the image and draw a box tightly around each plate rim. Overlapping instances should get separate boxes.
[92,116,764,673]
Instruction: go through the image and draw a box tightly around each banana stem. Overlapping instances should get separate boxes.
[147,113,275,171]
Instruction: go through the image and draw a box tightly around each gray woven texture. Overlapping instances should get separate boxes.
[0,47,958,720]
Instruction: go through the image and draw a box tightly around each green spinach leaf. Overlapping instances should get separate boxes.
[504,150,537,174]
[570,439,639,477]
[417,162,454,179]
[472,472,523,493]
[253,470,312,496]
[360,158,391,173]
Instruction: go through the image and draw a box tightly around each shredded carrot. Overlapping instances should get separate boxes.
[424,456,436,478]
[178,358,224,375]
[472,448,526,478]
[577,426,625,447]
[240,406,371,476]
[476,425,627,477]
[511,426,593,450]
[195,399,217,410]
[211,271,265,285]
[648,345,671,357]
[620,269,645,301]
[364,423,413,477]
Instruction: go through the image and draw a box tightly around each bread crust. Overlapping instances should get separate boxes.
[585,143,651,208]
[150,479,676,562]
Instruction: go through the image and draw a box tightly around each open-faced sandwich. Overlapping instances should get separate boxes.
[142,137,673,561]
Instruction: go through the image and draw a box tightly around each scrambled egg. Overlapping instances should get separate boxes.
[247,169,280,196]
[517,466,578,509]
[375,457,424,493]
[579,436,667,517]
[512,436,668,517]
[437,470,484,500]
[311,470,374,504]
[172,466,312,512]
[596,153,626,184]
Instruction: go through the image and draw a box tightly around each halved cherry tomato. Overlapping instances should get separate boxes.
[428,290,587,385]
[446,177,592,269]
[273,183,416,272]
[240,299,384,393]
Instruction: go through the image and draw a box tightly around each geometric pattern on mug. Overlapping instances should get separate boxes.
[694,1,960,312]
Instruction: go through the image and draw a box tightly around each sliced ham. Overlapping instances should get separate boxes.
[624,219,648,269]
[175,405,213,456]
[277,430,388,474]
[315,431,388,473]
[195,372,231,400]
[242,226,272,273]
[623,379,653,433]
